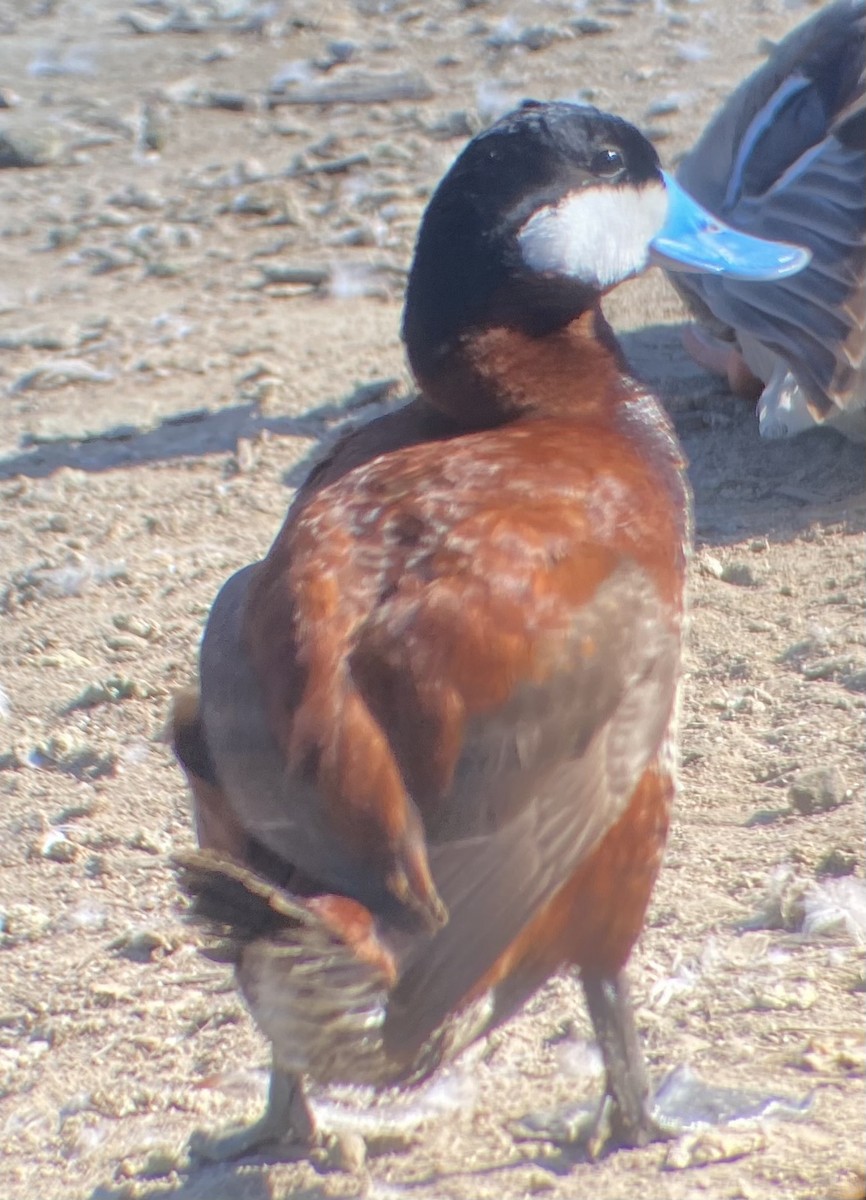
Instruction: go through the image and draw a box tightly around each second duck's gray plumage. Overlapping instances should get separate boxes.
[671,0,865,440]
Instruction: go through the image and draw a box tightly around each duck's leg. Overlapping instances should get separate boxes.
[581,968,676,1154]
[577,967,812,1157]
[682,326,762,399]
[190,1055,317,1163]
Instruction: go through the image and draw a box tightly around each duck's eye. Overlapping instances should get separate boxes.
[591,148,624,177]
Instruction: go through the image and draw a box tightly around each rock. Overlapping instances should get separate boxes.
[9,359,114,394]
[3,558,128,607]
[110,927,174,962]
[200,90,256,112]
[0,124,62,168]
[291,151,370,177]
[721,561,761,587]
[140,1145,186,1178]
[526,1171,557,1193]
[316,1130,367,1173]
[104,636,142,653]
[844,668,866,692]
[796,1035,865,1076]
[802,655,854,681]
[1,903,52,943]
[427,110,478,140]
[268,69,433,108]
[127,829,170,856]
[345,378,401,410]
[29,735,118,781]
[44,224,82,250]
[39,830,78,862]
[68,677,156,709]
[112,614,160,640]
[663,1128,766,1170]
[750,982,818,1012]
[139,99,168,152]
[231,437,259,475]
[816,847,858,877]
[518,26,562,52]
[571,17,615,35]
[646,96,684,118]
[145,259,185,278]
[0,324,77,350]
[107,184,164,211]
[699,553,724,579]
[259,263,329,287]
[788,766,848,815]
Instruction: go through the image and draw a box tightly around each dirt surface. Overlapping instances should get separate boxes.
[0,2,864,1198]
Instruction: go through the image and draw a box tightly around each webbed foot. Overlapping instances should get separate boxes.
[190,1063,317,1163]
[512,969,810,1160]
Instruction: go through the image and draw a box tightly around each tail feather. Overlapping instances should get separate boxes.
[174,849,311,939]
[174,850,402,1083]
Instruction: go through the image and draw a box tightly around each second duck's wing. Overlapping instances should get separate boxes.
[675,0,865,421]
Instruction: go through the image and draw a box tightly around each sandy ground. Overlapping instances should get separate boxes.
[0,2,863,1198]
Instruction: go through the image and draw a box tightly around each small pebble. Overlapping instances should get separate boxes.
[0,324,76,350]
[664,1128,766,1170]
[141,1145,186,1178]
[202,90,254,112]
[10,359,114,394]
[750,981,818,1012]
[645,97,683,118]
[316,1130,367,1173]
[229,186,287,216]
[816,847,858,877]
[571,17,614,35]
[259,263,329,287]
[69,677,155,709]
[0,124,62,168]
[127,829,170,855]
[427,110,478,140]
[802,655,853,681]
[526,1170,556,1193]
[698,553,724,579]
[721,561,760,587]
[112,613,159,640]
[789,767,848,815]
[517,26,561,51]
[844,668,866,692]
[1,903,52,943]
[40,829,78,863]
[139,100,168,152]
[796,1035,865,1076]
[106,635,144,652]
[111,928,174,962]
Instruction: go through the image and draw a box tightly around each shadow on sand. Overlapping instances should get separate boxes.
[2,324,863,544]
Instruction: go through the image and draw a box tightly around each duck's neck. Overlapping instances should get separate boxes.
[407,305,634,428]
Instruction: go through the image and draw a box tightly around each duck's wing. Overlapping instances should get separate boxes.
[198,559,446,932]
[674,0,865,421]
[377,552,680,1067]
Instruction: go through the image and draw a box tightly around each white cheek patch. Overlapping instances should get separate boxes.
[517,182,668,288]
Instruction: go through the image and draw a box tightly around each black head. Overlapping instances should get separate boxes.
[402,101,664,380]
